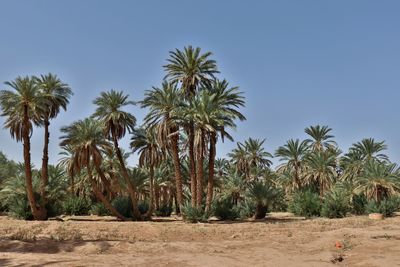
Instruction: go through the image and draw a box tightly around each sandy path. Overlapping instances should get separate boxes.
[0,215,399,266]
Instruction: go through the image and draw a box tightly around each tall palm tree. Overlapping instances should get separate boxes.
[354,160,400,202]
[305,125,336,151]
[141,81,185,211]
[130,128,164,219]
[202,79,245,211]
[35,73,72,203]
[304,151,337,197]
[59,118,127,220]
[164,46,218,207]
[275,139,309,189]
[229,138,272,180]
[350,138,388,162]
[92,90,141,219]
[0,76,47,220]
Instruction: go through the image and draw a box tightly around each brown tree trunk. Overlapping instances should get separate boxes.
[170,125,183,213]
[40,118,49,205]
[112,135,142,220]
[205,133,216,212]
[144,165,155,219]
[88,165,127,221]
[23,106,47,220]
[196,130,204,209]
[188,125,197,208]
[93,163,113,200]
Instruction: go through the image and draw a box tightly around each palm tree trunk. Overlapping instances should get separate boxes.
[170,126,183,213]
[23,106,47,220]
[144,165,155,219]
[188,125,197,207]
[112,135,142,220]
[196,130,204,209]
[205,133,216,212]
[93,164,113,199]
[88,164,127,221]
[154,184,160,210]
[40,118,50,205]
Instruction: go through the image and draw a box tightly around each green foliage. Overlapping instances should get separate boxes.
[321,188,351,218]
[8,196,33,220]
[212,197,239,221]
[247,180,280,219]
[236,201,256,219]
[155,204,173,217]
[138,201,149,216]
[366,197,400,217]
[182,203,210,223]
[289,190,321,217]
[352,194,368,215]
[90,202,110,216]
[63,196,91,216]
[112,196,132,218]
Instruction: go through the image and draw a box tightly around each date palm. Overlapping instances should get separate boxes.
[350,138,388,162]
[229,138,272,180]
[130,127,164,219]
[35,73,72,203]
[305,125,336,151]
[164,46,218,207]
[304,151,337,197]
[275,139,310,189]
[354,160,400,202]
[60,118,127,220]
[141,81,185,210]
[92,90,141,219]
[0,76,47,220]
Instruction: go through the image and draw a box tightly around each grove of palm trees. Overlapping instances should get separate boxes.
[1,46,400,266]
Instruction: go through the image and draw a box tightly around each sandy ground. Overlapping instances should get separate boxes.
[0,213,399,266]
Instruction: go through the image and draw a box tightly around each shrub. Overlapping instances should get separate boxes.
[237,201,256,219]
[289,190,321,217]
[63,196,91,216]
[8,196,33,220]
[155,204,173,217]
[90,202,110,216]
[247,180,280,219]
[321,188,351,218]
[212,197,240,221]
[352,194,368,215]
[112,196,132,218]
[138,201,149,215]
[366,197,400,217]
[182,203,210,223]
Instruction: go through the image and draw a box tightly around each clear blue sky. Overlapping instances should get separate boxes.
[0,0,400,167]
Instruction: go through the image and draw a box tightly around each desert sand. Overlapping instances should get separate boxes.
[0,213,399,266]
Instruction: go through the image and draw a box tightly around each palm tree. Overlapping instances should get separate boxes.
[275,139,309,189]
[350,138,388,162]
[304,151,337,197]
[130,128,164,219]
[164,46,218,207]
[92,90,141,219]
[35,73,72,203]
[203,79,245,211]
[247,180,279,219]
[354,160,400,202]
[141,81,185,211]
[59,118,127,220]
[0,76,47,220]
[305,125,336,151]
[229,138,272,179]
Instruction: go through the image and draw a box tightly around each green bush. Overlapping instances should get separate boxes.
[212,197,239,221]
[112,196,132,218]
[8,196,33,220]
[155,204,173,217]
[352,194,368,215]
[46,202,64,217]
[90,202,110,216]
[237,201,256,219]
[63,196,91,216]
[289,190,321,217]
[321,188,351,218]
[138,201,149,215]
[366,197,400,217]
[182,203,210,223]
